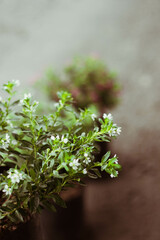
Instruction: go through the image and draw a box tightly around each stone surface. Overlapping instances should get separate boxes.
[0,0,160,239]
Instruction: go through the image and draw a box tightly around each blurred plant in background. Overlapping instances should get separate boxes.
[36,56,120,116]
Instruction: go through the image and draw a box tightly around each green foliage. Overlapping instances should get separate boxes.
[0,80,121,230]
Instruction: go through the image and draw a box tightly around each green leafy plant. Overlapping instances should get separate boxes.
[0,80,121,230]
[39,56,120,113]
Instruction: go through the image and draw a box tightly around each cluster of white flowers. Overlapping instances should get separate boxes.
[12,79,20,87]
[91,114,97,121]
[110,171,118,178]
[20,93,32,104]
[69,158,80,171]
[1,133,10,149]
[83,168,87,174]
[7,169,23,184]
[108,125,122,137]
[103,113,113,121]
[51,135,68,144]
[2,185,12,196]
[83,153,91,164]
[114,154,118,164]
[2,170,25,196]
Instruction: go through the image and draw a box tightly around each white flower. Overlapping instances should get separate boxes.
[83,168,87,174]
[69,159,80,171]
[84,153,88,157]
[63,138,68,144]
[7,171,12,178]
[54,103,59,108]
[1,140,9,149]
[8,170,24,184]
[117,127,122,135]
[103,113,113,121]
[2,185,12,195]
[11,174,20,183]
[56,135,60,140]
[24,93,31,99]
[33,100,39,105]
[12,140,18,145]
[81,132,85,137]
[5,134,10,143]
[110,173,115,178]
[83,158,91,164]
[61,135,68,144]
[51,135,55,141]
[91,114,96,120]
[108,128,115,137]
[114,154,118,164]
[12,79,20,86]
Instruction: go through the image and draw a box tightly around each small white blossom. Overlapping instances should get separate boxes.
[103,113,113,121]
[84,153,88,157]
[2,185,12,195]
[81,132,85,137]
[20,93,32,104]
[54,103,59,108]
[12,140,18,145]
[61,135,68,144]
[114,154,118,164]
[91,114,96,120]
[5,134,10,143]
[108,126,121,137]
[33,100,39,105]
[83,168,87,174]
[117,127,122,135]
[69,159,80,171]
[83,158,91,164]
[24,93,31,99]
[7,171,12,178]
[1,139,9,149]
[11,174,20,183]
[110,173,115,178]
[8,170,24,184]
[56,135,60,140]
[51,136,55,141]
[12,79,20,86]
[63,138,68,144]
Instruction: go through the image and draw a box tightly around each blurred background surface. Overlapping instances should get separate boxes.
[0,0,160,239]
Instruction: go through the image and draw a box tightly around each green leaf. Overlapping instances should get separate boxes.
[53,194,67,208]
[92,168,102,178]
[43,200,56,212]
[87,171,98,179]
[101,151,110,163]
[15,210,24,222]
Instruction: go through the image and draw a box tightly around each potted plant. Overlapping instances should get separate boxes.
[0,80,121,239]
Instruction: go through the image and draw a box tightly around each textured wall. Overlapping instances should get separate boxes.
[0,0,160,239]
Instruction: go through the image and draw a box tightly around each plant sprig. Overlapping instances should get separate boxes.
[0,80,121,230]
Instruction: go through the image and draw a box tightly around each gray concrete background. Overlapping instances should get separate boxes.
[0,0,160,239]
